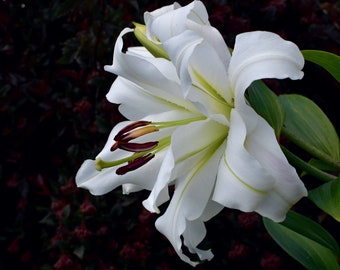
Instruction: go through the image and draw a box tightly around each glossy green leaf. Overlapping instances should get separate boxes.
[308,158,339,173]
[279,94,340,160]
[309,177,340,222]
[248,80,285,137]
[263,211,340,270]
[133,22,169,60]
[302,50,340,83]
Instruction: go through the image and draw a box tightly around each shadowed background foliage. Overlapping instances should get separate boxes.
[1,0,339,269]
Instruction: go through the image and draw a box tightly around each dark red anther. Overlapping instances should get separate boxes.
[117,141,158,152]
[110,142,119,151]
[114,121,151,141]
[115,153,155,175]
[118,126,159,142]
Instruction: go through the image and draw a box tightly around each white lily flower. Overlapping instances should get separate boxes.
[144,0,209,44]
[76,1,307,266]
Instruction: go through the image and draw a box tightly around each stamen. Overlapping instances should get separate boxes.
[97,116,208,174]
[116,153,155,175]
[117,141,158,152]
[111,142,119,151]
[118,125,159,142]
[95,136,171,172]
[114,121,151,141]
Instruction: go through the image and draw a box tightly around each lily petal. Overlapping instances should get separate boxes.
[238,108,308,220]
[186,40,233,115]
[163,25,233,119]
[155,140,226,265]
[76,121,166,195]
[75,149,166,196]
[145,120,226,265]
[229,31,304,105]
[142,146,175,213]
[186,21,231,65]
[213,109,306,221]
[181,200,223,258]
[144,1,209,43]
[104,28,197,116]
[107,77,197,120]
[143,119,227,213]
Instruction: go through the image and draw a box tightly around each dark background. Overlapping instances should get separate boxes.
[1,0,339,269]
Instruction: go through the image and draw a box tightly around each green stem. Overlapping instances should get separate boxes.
[282,127,340,170]
[281,146,337,182]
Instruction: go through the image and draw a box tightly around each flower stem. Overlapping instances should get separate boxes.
[281,127,340,170]
[281,146,337,182]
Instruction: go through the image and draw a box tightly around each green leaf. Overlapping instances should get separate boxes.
[308,159,340,173]
[279,94,340,160]
[247,80,285,137]
[133,22,169,60]
[309,177,340,222]
[263,211,340,270]
[282,147,337,183]
[302,50,340,83]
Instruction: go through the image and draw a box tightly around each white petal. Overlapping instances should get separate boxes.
[75,121,166,195]
[229,31,304,104]
[75,148,168,196]
[163,27,232,119]
[125,46,154,57]
[181,201,223,258]
[163,29,203,86]
[213,110,306,221]
[104,28,197,115]
[186,21,231,65]
[241,109,307,220]
[144,3,180,43]
[155,143,225,265]
[213,110,274,209]
[107,77,196,120]
[142,148,174,213]
[122,183,144,194]
[144,119,227,213]
[181,219,214,263]
[170,120,227,176]
[144,1,209,43]
[104,28,177,84]
[186,40,233,115]
[151,120,226,265]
